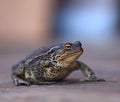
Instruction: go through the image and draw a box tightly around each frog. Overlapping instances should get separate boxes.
[12,41,105,86]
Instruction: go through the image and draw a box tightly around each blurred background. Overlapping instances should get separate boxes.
[0,0,120,102]
[0,0,119,51]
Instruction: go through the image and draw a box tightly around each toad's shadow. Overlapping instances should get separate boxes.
[48,79,105,85]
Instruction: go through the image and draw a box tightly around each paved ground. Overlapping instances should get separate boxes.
[0,44,120,102]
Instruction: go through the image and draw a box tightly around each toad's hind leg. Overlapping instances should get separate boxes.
[12,74,30,86]
[12,64,30,86]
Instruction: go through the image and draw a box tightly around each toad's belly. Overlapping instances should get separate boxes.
[42,68,72,81]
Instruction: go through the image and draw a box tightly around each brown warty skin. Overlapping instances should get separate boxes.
[12,41,105,86]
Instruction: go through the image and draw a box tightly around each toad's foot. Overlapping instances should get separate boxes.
[82,77,105,82]
[12,75,30,86]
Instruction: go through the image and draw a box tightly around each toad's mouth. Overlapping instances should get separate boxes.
[58,49,83,61]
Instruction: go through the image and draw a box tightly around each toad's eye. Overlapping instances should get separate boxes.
[65,43,72,50]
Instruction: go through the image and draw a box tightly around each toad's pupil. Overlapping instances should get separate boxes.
[65,45,71,50]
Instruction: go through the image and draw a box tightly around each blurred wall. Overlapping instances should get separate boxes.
[54,0,119,47]
[0,0,55,50]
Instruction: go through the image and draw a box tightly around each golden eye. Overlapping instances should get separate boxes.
[65,43,72,50]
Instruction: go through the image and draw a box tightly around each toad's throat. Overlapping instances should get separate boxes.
[58,50,83,61]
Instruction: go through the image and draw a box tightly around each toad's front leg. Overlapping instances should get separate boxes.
[76,61,105,82]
